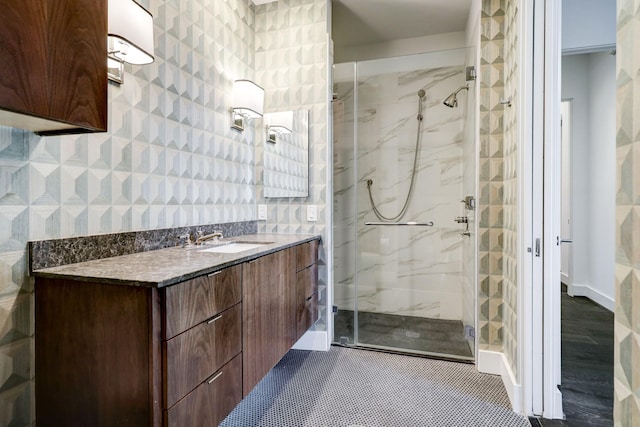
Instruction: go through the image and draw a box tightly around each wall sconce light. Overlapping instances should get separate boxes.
[231,80,264,131]
[264,111,293,143]
[108,0,155,84]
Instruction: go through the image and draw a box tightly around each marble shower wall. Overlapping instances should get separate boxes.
[0,1,262,424]
[615,1,640,424]
[254,0,331,331]
[334,56,468,321]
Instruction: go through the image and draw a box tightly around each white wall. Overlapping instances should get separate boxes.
[561,55,591,292]
[562,0,616,54]
[587,52,616,307]
[334,31,467,63]
[561,52,616,309]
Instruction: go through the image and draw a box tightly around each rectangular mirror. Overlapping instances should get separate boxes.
[263,109,309,198]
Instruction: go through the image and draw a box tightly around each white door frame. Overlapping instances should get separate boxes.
[560,101,572,286]
[522,0,564,419]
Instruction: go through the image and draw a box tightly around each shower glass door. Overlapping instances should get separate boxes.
[333,49,476,361]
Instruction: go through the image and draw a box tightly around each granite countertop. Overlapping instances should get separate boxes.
[32,233,321,288]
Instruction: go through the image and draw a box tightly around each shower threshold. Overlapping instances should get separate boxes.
[333,310,474,363]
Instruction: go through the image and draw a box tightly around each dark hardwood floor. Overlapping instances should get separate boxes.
[530,285,614,427]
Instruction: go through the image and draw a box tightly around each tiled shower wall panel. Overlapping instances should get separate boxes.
[0,0,258,424]
[479,0,505,352]
[254,0,331,331]
[615,1,640,425]
[335,65,466,320]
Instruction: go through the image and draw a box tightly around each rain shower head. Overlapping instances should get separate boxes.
[443,85,469,108]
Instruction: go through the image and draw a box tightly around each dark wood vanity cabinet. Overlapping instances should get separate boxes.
[35,239,320,426]
[35,265,243,427]
[0,0,108,134]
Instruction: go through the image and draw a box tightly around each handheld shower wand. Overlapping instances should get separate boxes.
[367,89,426,222]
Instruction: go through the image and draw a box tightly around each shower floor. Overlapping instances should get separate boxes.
[334,310,474,360]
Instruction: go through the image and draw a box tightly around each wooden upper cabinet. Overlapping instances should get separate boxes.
[0,0,107,134]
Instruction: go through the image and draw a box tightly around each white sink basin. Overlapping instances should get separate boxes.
[199,242,269,254]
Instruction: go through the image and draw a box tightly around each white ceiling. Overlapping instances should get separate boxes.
[332,0,473,47]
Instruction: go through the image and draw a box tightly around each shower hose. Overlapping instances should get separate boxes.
[367,90,425,222]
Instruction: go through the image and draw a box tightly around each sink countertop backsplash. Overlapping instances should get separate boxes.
[28,221,258,272]
[31,232,320,288]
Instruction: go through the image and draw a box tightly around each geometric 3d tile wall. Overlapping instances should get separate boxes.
[479,0,506,354]
[615,1,640,425]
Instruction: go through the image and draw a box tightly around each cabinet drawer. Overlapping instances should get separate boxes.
[296,240,318,271]
[164,264,242,339]
[296,292,318,339]
[296,263,318,302]
[165,303,241,408]
[165,353,243,427]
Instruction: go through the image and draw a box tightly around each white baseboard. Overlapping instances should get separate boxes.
[568,283,614,312]
[478,350,522,413]
[292,330,329,351]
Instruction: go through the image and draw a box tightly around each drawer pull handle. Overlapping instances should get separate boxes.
[207,271,222,278]
[207,371,223,384]
[207,314,222,324]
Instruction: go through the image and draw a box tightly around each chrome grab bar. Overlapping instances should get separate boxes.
[364,221,434,226]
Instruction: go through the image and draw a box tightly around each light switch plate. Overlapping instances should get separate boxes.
[307,205,317,222]
[258,204,267,220]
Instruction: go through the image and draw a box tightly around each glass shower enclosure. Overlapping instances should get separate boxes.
[332,48,476,362]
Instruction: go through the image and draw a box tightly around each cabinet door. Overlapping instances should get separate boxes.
[164,264,242,339]
[242,248,296,395]
[165,354,243,427]
[35,278,161,426]
[0,0,107,133]
[296,240,319,271]
[296,263,318,340]
[296,292,319,339]
[0,1,49,118]
[164,303,241,408]
[46,0,108,132]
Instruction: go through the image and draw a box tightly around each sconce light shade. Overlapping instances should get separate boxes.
[232,80,264,118]
[108,0,155,65]
[265,111,293,133]
[231,79,264,131]
[264,111,293,143]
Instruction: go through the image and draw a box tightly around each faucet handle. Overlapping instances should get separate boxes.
[178,233,193,247]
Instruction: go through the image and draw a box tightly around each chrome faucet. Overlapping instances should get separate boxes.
[195,230,224,245]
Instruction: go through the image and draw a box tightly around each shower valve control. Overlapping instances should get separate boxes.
[454,216,469,224]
